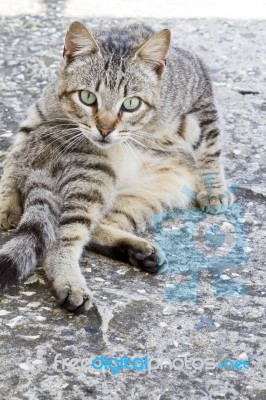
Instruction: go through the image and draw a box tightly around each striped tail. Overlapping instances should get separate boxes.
[0,171,60,290]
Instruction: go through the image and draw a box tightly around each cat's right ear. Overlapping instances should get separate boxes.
[63,21,101,61]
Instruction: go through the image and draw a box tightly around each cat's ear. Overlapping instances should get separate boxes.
[134,29,171,75]
[63,21,101,61]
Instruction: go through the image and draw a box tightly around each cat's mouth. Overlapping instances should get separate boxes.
[93,138,113,148]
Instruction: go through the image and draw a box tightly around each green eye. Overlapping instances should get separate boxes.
[79,90,97,106]
[122,97,141,112]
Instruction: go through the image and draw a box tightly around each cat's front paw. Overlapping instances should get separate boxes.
[0,197,22,230]
[197,188,234,214]
[52,278,93,313]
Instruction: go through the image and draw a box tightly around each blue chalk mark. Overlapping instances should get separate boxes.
[153,179,248,302]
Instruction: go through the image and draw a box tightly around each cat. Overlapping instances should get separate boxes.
[0,22,234,312]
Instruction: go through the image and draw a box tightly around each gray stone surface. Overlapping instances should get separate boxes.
[0,1,265,399]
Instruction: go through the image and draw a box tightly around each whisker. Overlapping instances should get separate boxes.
[32,129,81,163]
[37,129,82,163]
[46,133,83,168]
[128,137,163,167]
[125,140,153,177]
[48,133,86,171]
[124,141,144,173]
[130,134,169,162]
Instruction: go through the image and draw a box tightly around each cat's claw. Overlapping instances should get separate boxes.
[52,280,93,313]
[197,189,234,215]
[128,244,168,273]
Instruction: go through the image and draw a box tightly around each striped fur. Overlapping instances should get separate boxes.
[0,170,59,287]
[0,22,233,312]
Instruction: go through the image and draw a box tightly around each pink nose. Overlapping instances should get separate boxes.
[97,127,114,137]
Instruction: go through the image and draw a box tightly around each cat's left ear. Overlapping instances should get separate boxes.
[63,21,102,61]
[134,29,171,75]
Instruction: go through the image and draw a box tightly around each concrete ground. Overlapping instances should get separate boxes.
[0,1,265,399]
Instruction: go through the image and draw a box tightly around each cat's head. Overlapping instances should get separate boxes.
[57,22,170,149]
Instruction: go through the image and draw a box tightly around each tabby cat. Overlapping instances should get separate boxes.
[0,22,233,312]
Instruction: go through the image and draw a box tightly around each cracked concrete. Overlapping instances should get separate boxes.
[0,1,265,399]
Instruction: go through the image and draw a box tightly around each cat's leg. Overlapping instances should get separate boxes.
[189,95,234,214]
[43,155,117,312]
[90,221,165,273]
[0,133,27,229]
[43,223,94,312]
[90,162,197,272]
[0,165,21,229]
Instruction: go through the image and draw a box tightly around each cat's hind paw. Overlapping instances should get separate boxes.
[128,243,168,273]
